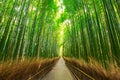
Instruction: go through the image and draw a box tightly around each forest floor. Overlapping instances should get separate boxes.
[41,57,76,80]
[0,58,59,80]
[64,57,120,80]
[0,57,120,80]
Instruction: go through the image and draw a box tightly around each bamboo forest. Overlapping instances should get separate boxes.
[0,0,120,80]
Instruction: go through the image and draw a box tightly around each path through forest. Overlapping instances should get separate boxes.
[41,57,75,80]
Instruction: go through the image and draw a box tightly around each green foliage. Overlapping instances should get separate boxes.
[0,0,120,69]
[0,0,59,61]
[62,0,120,68]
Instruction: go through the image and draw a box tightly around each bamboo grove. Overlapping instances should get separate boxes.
[0,0,59,61]
[62,0,120,68]
[0,0,120,69]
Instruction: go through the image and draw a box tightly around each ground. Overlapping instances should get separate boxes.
[41,57,75,80]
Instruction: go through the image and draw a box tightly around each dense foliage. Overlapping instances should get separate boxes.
[0,0,59,61]
[62,0,120,68]
[0,0,120,69]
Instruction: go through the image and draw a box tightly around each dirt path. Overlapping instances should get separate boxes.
[41,57,75,80]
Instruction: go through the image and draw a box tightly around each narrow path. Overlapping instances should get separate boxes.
[41,57,75,80]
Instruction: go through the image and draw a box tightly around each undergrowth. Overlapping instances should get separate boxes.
[0,57,59,80]
[64,57,120,80]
